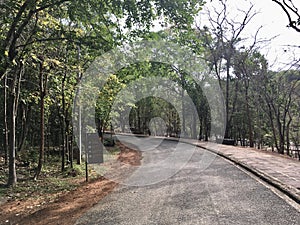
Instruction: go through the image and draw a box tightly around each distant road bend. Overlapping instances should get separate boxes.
[76,138,300,225]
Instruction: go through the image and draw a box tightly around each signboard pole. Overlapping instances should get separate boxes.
[77,44,82,165]
[85,159,88,182]
[85,132,88,182]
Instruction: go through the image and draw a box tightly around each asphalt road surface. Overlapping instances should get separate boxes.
[75,139,300,225]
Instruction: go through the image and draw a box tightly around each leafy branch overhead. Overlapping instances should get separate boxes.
[0,0,300,191]
[0,0,204,80]
[0,0,204,186]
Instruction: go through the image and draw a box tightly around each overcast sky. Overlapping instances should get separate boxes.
[198,0,300,70]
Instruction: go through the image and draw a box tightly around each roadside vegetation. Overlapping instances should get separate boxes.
[0,0,299,209]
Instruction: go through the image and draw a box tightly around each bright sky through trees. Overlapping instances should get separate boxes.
[198,0,300,70]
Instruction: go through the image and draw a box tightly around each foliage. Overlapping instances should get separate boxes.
[1,0,300,189]
[0,0,204,186]
[0,155,85,200]
[95,74,125,135]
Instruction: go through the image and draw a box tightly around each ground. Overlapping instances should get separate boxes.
[0,142,141,225]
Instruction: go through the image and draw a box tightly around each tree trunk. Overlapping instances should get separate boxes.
[245,86,254,147]
[199,116,203,140]
[61,120,66,172]
[191,119,196,139]
[266,103,280,152]
[204,116,209,141]
[77,44,82,165]
[225,59,230,138]
[70,135,73,168]
[286,112,293,156]
[61,68,67,172]
[7,64,23,186]
[34,60,46,180]
[18,103,31,152]
[3,74,8,165]
[181,84,186,137]
[277,114,285,154]
[137,108,141,133]
[8,96,17,186]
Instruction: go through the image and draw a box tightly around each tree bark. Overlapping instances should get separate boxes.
[7,64,23,186]
[286,115,292,156]
[34,60,46,180]
[3,74,8,165]
[61,65,67,172]
[8,95,17,186]
[18,103,31,152]
[245,85,254,147]
[225,59,230,138]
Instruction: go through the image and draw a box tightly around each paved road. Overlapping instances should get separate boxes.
[75,139,300,225]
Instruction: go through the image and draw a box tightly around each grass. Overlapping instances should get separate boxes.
[106,146,120,155]
[0,156,89,202]
[0,144,121,202]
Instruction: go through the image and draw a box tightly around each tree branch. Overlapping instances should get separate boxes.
[33,0,70,13]
[272,0,300,32]
[16,37,70,49]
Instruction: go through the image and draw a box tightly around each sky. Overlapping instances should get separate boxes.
[198,0,300,71]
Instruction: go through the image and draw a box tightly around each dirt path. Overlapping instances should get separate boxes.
[0,143,141,225]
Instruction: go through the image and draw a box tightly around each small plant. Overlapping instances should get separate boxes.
[104,138,115,147]
[66,165,83,177]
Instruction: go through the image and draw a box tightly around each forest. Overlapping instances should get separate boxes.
[0,0,300,189]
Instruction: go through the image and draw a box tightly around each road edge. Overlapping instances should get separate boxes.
[179,139,300,205]
[113,133,300,204]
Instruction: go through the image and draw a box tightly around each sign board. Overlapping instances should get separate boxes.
[86,133,103,164]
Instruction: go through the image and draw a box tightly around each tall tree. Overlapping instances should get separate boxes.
[7,62,24,186]
[233,50,268,147]
[255,70,300,154]
[34,56,47,180]
[197,0,258,138]
[2,73,8,165]
[1,0,204,186]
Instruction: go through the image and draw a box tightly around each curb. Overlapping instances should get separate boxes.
[193,142,300,205]
[114,134,300,204]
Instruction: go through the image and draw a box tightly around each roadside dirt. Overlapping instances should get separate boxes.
[0,142,142,225]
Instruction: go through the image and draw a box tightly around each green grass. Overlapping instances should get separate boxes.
[0,156,87,201]
[106,146,120,155]
[0,144,122,201]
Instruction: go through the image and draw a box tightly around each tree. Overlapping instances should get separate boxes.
[0,0,69,81]
[233,50,268,147]
[272,0,300,32]
[34,56,47,180]
[197,0,258,138]
[290,98,300,159]
[255,70,300,154]
[7,62,24,186]
[1,0,71,186]
[2,73,8,165]
[96,75,125,140]
[1,0,204,186]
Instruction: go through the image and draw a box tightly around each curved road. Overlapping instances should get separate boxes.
[76,139,300,225]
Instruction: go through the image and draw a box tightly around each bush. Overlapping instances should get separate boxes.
[66,165,84,177]
[104,138,115,147]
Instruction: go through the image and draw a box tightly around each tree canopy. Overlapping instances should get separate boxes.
[1,0,300,188]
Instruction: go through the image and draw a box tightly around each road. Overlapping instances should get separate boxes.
[75,139,300,225]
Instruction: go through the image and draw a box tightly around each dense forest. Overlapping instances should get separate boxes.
[0,0,300,188]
